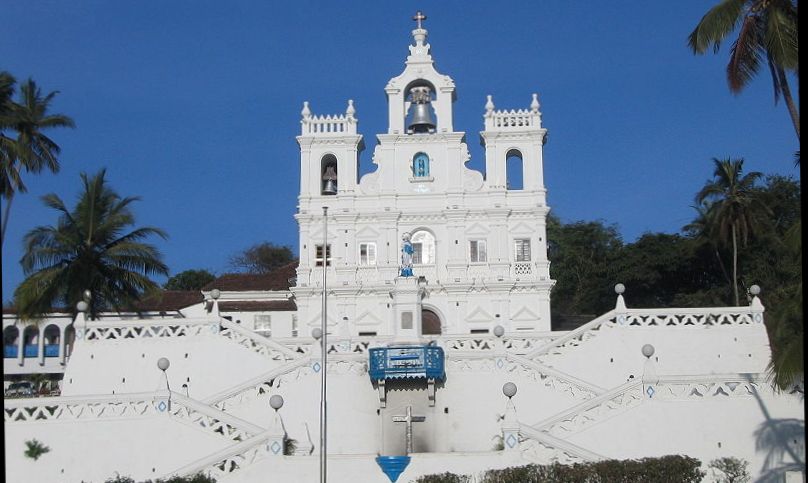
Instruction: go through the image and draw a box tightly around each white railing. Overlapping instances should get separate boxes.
[644,373,765,401]
[80,318,220,341]
[507,354,605,398]
[525,305,763,364]
[4,391,263,441]
[219,319,301,362]
[519,425,604,463]
[203,355,365,409]
[485,109,541,131]
[618,307,762,327]
[530,380,644,438]
[301,114,356,135]
[512,262,533,277]
[165,430,273,480]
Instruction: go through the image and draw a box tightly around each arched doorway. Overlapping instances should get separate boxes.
[422,308,441,335]
[4,326,19,358]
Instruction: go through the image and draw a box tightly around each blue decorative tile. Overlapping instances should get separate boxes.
[646,385,655,398]
[157,401,167,412]
[271,441,282,454]
[496,358,504,369]
[313,362,321,373]
[506,434,518,448]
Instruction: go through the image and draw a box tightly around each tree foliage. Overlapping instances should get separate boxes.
[0,73,75,245]
[688,0,799,139]
[164,269,215,291]
[13,169,168,319]
[228,242,294,274]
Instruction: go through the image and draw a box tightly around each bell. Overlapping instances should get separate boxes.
[322,166,338,195]
[407,86,436,133]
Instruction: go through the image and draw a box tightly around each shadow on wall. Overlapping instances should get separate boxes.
[745,373,805,482]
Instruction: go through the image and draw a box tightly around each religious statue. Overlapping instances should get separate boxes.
[400,233,414,277]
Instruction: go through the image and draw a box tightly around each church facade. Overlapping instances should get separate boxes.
[293,19,552,339]
[3,14,805,483]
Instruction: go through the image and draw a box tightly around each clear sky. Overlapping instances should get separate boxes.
[1,1,799,301]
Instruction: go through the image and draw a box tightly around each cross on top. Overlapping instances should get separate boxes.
[413,11,426,29]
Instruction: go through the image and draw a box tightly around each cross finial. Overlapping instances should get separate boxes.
[413,11,426,29]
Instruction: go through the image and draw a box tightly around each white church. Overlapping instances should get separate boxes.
[3,14,805,483]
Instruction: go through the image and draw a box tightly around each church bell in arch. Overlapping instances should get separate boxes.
[322,165,338,195]
[407,86,436,134]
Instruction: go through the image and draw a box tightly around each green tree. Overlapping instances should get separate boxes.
[0,75,75,245]
[164,269,215,291]
[13,169,168,319]
[228,242,294,274]
[547,214,622,315]
[688,0,799,139]
[695,158,765,306]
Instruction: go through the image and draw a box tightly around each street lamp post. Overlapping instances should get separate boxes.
[320,206,328,483]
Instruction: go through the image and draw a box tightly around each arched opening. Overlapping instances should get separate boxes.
[44,324,60,358]
[506,149,524,190]
[22,326,39,358]
[412,152,430,178]
[405,80,437,134]
[4,326,19,358]
[422,308,442,335]
[410,230,436,265]
[321,154,338,195]
[65,325,76,358]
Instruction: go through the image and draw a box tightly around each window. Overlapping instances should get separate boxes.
[359,242,377,265]
[469,240,487,263]
[411,230,435,265]
[515,239,531,262]
[506,149,524,190]
[255,315,271,336]
[291,315,298,337]
[315,244,331,267]
[412,152,430,178]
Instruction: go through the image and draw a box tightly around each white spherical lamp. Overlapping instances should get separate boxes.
[641,344,655,358]
[493,325,505,338]
[312,328,323,340]
[502,382,517,399]
[615,283,625,295]
[157,357,170,372]
[269,394,284,411]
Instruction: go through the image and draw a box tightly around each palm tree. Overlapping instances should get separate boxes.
[688,0,799,140]
[0,76,75,246]
[696,158,765,306]
[13,169,168,319]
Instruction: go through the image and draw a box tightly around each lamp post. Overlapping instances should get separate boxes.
[320,206,328,483]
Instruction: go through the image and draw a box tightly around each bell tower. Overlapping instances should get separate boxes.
[384,12,455,135]
[296,100,364,199]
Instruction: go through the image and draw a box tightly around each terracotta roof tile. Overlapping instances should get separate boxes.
[134,291,204,312]
[202,262,298,292]
[219,300,297,312]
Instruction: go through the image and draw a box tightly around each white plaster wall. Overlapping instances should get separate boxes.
[4,415,229,483]
[62,333,282,400]
[568,390,805,479]
[547,324,772,389]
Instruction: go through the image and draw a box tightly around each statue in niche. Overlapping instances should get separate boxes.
[400,233,414,277]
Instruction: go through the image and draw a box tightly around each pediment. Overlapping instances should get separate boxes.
[465,223,490,236]
[356,226,381,239]
[465,306,495,323]
[306,312,338,328]
[509,222,535,235]
[355,310,384,326]
[511,306,539,322]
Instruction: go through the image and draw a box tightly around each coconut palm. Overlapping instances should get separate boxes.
[0,76,75,245]
[14,169,168,319]
[688,0,799,140]
[695,158,765,306]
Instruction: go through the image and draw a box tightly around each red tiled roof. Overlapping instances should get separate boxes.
[134,291,204,312]
[202,262,298,292]
[219,300,297,312]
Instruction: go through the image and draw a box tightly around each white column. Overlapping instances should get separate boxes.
[38,325,45,365]
[16,325,24,366]
[59,325,67,365]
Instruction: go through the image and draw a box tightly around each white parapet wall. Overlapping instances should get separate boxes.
[3,302,804,483]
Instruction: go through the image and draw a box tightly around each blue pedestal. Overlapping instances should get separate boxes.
[376,455,411,482]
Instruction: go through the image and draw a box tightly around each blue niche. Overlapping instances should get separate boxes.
[412,152,430,178]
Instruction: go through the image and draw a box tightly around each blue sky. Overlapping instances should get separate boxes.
[1,1,799,300]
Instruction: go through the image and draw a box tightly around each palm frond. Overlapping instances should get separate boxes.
[688,0,746,54]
